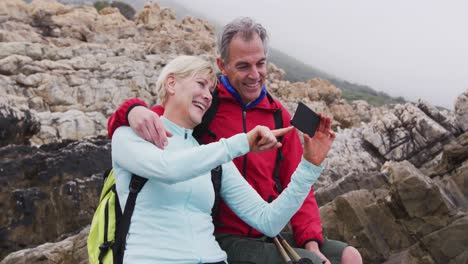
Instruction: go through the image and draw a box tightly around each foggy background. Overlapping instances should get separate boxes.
[155,0,468,109]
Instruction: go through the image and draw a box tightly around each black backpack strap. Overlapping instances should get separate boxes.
[211,165,223,227]
[273,108,285,193]
[113,175,148,264]
[193,88,220,141]
[98,189,113,264]
[102,168,112,185]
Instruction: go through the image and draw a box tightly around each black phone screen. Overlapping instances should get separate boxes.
[290,102,320,137]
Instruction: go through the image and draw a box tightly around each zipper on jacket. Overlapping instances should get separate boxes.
[242,110,248,177]
[242,110,253,237]
[184,130,188,139]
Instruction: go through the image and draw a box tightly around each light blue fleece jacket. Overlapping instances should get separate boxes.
[112,117,323,264]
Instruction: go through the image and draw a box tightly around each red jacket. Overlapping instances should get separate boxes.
[107,81,324,247]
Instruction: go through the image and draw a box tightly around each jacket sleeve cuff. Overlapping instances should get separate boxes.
[125,103,146,124]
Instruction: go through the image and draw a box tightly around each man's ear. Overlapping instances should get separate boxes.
[165,73,176,95]
[216,57,227,75]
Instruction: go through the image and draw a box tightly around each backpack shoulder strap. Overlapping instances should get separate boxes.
[273,107,285,193]
[193,88,220,141]
[211,165,223,227]
[113,174,148,264]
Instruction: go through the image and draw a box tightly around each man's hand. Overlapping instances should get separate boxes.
[128,106,173,149]
[302,114,336,166]
[247,126,294,152]
[304,241,331,264]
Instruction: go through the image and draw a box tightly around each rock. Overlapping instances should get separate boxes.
[0,226,89,264]
[0,42,44,60]
[315,171,389,206]
[454,90,468,132]
[320,189,413,263]
[383,244,436,264]
[363,104,451,166]
[31,110,107,145]
[0,55,33,75]
[0,103,40,147]
[351,100,372,123]
[420,215,468,263]
[267,63,286,81]
[0,138,111,259]
[308,78,342,104]
[317,127,383,190]
[329,100,361,128]
[385,161,455,216]
[0,0,31,24]
[421,132,468,177]
[417,99,462,135]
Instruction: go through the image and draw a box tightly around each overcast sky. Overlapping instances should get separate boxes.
[158,0,468,109]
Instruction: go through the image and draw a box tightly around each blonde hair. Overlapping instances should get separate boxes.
[156,56,216,105]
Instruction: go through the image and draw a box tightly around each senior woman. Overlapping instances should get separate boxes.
[112,55,335,263]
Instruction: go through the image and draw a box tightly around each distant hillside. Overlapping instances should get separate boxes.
[268,49,406,106]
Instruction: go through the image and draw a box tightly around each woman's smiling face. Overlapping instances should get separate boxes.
[165,73,214,129]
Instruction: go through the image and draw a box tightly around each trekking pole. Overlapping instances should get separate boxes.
[277,234,315,264]
[273,237,293,264]
[277,234,301,261]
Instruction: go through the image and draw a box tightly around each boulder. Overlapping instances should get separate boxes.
[0,226,89,264]
[363,104,451,166]
[454,90,468,132]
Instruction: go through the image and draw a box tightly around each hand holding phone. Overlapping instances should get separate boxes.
[290,102,321,137]
[290,102,336,166]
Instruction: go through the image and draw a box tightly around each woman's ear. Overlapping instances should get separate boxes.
[165,73,176,95]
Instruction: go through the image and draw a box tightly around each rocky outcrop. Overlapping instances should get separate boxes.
[0,0,217,146]
[320,158,468,263]
[1,0,467,263]
[0,138,110,259]
[315,100,467,263]
[362,103,454,167]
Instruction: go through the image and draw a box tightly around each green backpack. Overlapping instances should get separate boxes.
[87,166,222,264]
[87,169,147,264]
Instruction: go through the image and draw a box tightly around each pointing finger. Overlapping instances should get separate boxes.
[272,126,294,137]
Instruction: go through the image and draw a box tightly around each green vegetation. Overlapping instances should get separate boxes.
[93,1,110,12]
[93,1,136,20]
[110,1,136,20]
[341,89,406,106]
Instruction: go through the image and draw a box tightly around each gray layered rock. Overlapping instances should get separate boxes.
[362,103,453,167]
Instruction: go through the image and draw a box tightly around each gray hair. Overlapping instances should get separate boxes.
[218,17,269,63]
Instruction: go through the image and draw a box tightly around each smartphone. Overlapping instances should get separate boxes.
[290,102,321,137]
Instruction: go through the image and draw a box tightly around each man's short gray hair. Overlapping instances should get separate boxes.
[218,17,269,63]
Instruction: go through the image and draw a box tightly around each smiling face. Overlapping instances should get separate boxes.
[164,73,214,129]
[217,33,267,105]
